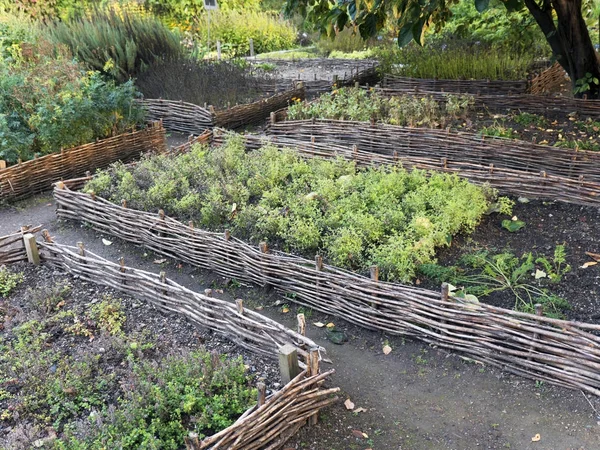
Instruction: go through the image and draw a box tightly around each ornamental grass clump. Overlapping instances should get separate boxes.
[85,135,494,282]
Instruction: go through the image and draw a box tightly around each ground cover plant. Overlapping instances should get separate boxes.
[0,12,145,165]
[84,135,496,282]
[0,264,258,449]
[287,87,474,127]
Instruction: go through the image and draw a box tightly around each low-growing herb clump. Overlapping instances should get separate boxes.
[287,87,473,128]
[0,279,256,449]
[85,135,495,282]
[0,266,23,298]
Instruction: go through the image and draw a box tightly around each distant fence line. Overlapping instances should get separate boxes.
[53,183,600,396]
[0,122,166,202]
[255,119,600,207]
[0,229,337,450]
[371,86,600,118]
[382,75,528,95]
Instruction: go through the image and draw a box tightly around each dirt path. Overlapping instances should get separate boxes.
[1,194,599,449]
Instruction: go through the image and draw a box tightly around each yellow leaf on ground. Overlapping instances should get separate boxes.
[326,322,335,328]
[344,398,355,410]
[313,322,325,328]
[581,261,598,269]
[531,433,541,442]
[282,307,290,313]
[383,344,392,355]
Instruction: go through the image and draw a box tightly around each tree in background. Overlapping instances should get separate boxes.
[285,0,600,98]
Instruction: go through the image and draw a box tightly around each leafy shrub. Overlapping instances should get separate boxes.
[316,27,371,55]
[85,135,493,282]
[0,266,23,297]
[287,87,473,128]
[144,0,261,25]
[193,9,297,56]
[0,58,145,163]
[137,57,270,108]
[47,8,184,82]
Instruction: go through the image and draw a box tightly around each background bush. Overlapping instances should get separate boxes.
[47,8,184,82]
[85,135,493,282]
[0,13,145,164]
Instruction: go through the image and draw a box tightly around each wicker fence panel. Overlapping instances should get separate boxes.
[261,119,600,206]
[188,369,338,450]
[372,86,600,118]
[37,238,322,361]
[214,86,306,130]
[0,123,166,202]
[382,75,527,95]
[214,131,600,207]
[140,99,215,134]
[529,62,570,95]
[0,226,41,265]
[54,185,600,396]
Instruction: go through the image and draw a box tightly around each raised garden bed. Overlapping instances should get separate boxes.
[0,122,166,202]
[51,180,600,397]
[0,229,337,449]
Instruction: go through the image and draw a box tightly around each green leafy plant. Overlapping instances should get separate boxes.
[287,87,473,128]
[513,112,547,128]
[420,247,572,318]
[501,218,525,232]
[85,134,494,282]
[573,72,600,96]
[0,266,23,297]
[480,122,517,139]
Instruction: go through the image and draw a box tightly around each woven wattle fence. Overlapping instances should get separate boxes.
[139,86,307,134]
[53,183,600,396]
[258,119,600,207]
[0,122,166,202]
[372,86,600,118]
[140,99,214,135]
[214,86,305,130]
[0,226,41,264]
[382,75,527,95]
[0,229,337,449]
[529,62,570,95]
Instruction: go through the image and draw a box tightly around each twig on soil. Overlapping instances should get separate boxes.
[580,390,600,419]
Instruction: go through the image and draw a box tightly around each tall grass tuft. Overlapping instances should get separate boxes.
[377,40,535,81]
[46,8,184,82]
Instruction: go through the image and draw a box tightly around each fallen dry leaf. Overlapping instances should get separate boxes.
[354,407,367,413]
[313,321,325,328]
[153,259,167,264]
[581,261,598,269]
[326,322,335,328]
[214,289,224,294]
[531,433,541,442]
[101,238,112,246]
[585,251,600,261]
[282,307,290,313]
[383,344,392,355]
[351,429,365,439]
[344,398,355,410]
[254,305,263,311]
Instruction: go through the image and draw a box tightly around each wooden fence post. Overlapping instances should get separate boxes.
[370,265,379,309]
[297,313,306,336]
[249,38,254,58]
[527,303,544,361]
[23,233,40,265]
[259,242,269,288]
[278,344,300,384]
[236,298,244,315]
[307,346,320,425]
[257,381,266,406]
[217,40,222,60]
[0,160,6,169]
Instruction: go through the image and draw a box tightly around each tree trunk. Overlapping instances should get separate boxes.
[552,0,600,98]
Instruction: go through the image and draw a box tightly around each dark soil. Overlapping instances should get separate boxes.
[451,110,600,151]
[418,198,600,323]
